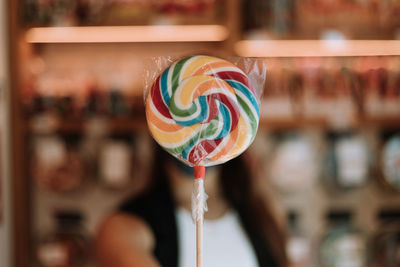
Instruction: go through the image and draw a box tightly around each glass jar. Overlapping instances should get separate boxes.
[269,132,318,193]
[32,134,85,193]
[380,134,400,192]
[98,135,133,189]
[286,211,312,267]
[36,210,91,267]
[108,90,128,118]
[324,132,372,190]
[370,209,400,267]
[319,210,368,267]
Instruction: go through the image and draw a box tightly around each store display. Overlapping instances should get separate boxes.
[22,56,400,124]
[157,0,216,14]
[370,209,400,267]
[364,60,400,117]
[101,0,154,25]
[244,0,400,39]
[269,133,318,193]
[22,0,220,26]
[324,132,372,190]
[56,96,75,118]
[22,64,145,120]
[145,55,261,166]
[319,210,368,267]
[83,89,105,118]
[99,136,132,189]
[259,56,400,121]
[103,0,219,25]
[243,0,271,32]
[270,0,295,36]
[130,132,153,184]
[32,134,85,193]
[286,211,312,267]
[108,90,129,118]
[27,94,57,117]
[14,0,400,266]
[381,134,400,192]
[36,210,90,267]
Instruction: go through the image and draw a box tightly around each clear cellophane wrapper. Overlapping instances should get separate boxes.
[144,55,267,168]
[192,178,208,222]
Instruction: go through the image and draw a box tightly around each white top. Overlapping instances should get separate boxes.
[176,207,258,267]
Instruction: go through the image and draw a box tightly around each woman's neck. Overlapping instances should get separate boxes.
[178,193,230,220]
[167,164,230,220]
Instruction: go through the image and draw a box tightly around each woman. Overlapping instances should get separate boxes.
[96,146,287,267]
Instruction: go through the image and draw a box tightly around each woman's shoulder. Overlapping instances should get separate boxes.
[96,179,178,267]
[96,213,164,267]
[97,213,156,252]
[118,179,176,224]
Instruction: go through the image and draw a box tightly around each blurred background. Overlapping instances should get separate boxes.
[1,0,400,266]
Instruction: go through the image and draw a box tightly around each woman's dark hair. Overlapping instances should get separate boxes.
[148,145,288,267]
[220,156,288,267]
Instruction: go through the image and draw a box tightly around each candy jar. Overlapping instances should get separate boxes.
[108,90,128,118]
[270,0,295,36]
[36,210,91,267]
[98,135,133,189]
[51,0,77,26]
[269,132,319,193]
[286,211,312,267]
[324,132,372,190]
[83,85,106,118]
[56,95,75,119]
[32,134,85,193]
[370,209,400,267]
[380,133,400,192]
[319,210,368,267]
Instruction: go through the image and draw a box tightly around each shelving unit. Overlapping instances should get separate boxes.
[7,0,400,266]
[10,1,242,266]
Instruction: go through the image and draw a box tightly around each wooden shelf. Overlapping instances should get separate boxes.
[259,116,400,130]
[259,117,328,130]
[235,40,400,57]
[364,116,400,130]
[24,25,229,43]
[28,117,148,134]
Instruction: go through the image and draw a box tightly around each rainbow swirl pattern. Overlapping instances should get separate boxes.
[146,55,260,166]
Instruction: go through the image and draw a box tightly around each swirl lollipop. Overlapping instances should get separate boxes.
[146,55,260,166]
[145,55,261,267]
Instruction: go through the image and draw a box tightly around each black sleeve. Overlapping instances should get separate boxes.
[118,180,179,267]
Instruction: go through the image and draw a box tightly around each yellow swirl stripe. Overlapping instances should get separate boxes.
[177,76,235,107]
[148,121,200,147]
[181,56,222,79]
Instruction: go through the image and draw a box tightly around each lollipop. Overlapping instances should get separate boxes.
[146,55,260,167]
[145,55,262,267]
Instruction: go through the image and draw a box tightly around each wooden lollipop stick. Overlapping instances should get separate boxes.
[196,214,203,267]
[194,166,205,267]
